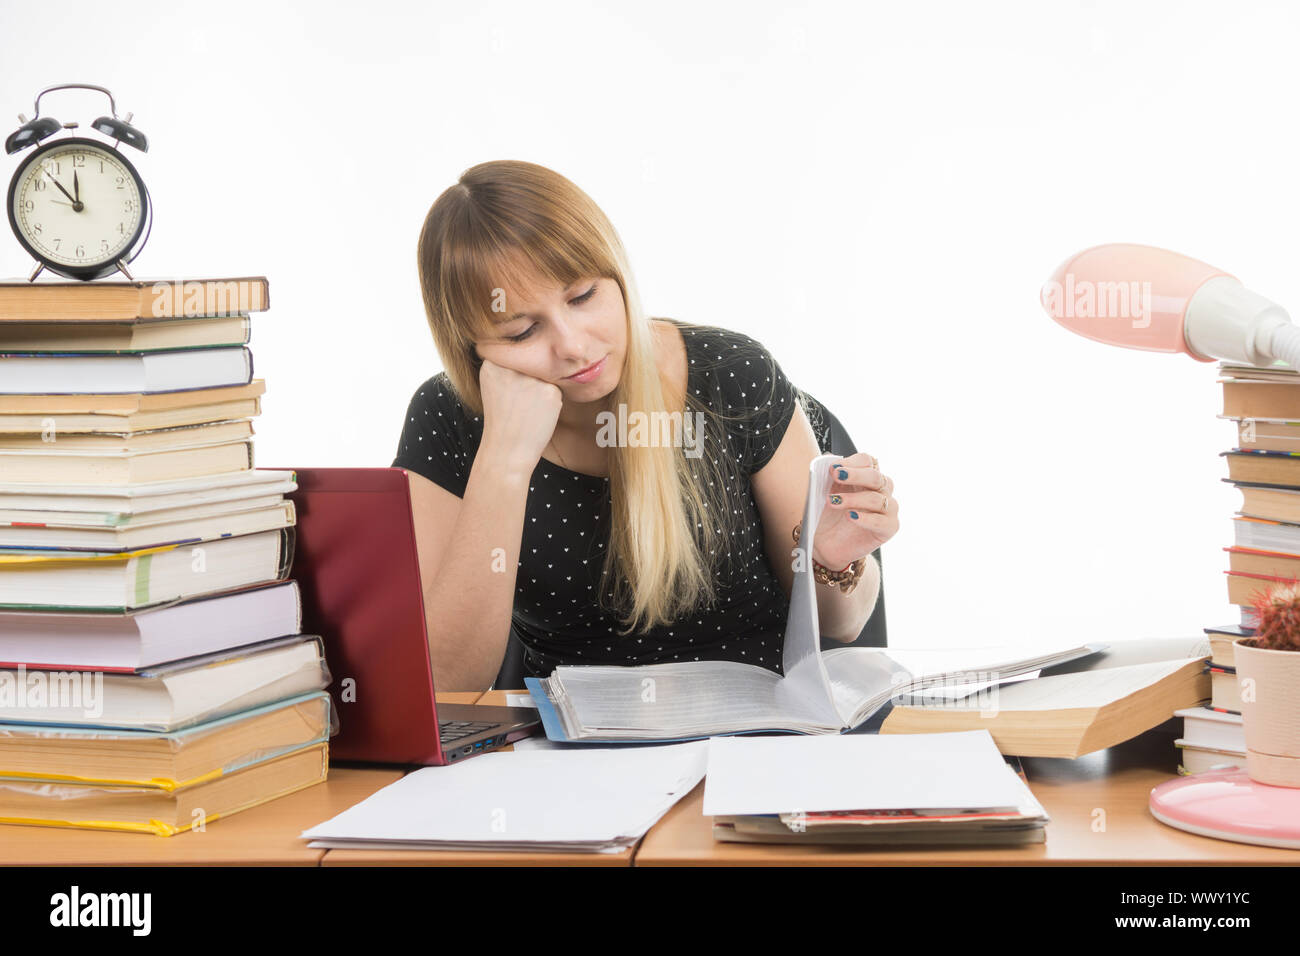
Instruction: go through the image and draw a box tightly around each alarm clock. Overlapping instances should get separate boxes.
[5,83,152,282]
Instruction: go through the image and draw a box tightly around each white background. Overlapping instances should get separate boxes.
[3,0,1296,650]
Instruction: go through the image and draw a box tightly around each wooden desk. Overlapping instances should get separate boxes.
[10,689,1291,867]
[636,722,1300,866]
[427,692,485,705]
[0,692,480,866]
[477,689,531,707]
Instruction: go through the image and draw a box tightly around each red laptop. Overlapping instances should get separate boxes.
[271,467,539,765]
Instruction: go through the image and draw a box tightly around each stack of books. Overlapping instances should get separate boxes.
[1217,360,1300,628]
[1174,360,1300,774]
[0,277,332,835]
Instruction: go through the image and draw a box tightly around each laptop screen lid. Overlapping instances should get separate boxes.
[273,466,454,765]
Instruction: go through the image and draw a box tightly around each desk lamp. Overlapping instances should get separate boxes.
[1041,242,1300,849]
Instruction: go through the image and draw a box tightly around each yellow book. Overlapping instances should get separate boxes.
[0,742,328,836]
[0,692,332,789]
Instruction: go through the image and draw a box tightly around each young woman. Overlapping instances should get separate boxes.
[393,160,898,691]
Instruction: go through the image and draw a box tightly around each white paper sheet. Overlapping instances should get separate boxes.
[302,742,707,849]
[775,454,843,726]
[702,730,1037,816]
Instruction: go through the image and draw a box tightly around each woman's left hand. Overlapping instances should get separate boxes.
[811,453,899,571]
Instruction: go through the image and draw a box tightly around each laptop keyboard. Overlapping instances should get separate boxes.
[439,719,501,743]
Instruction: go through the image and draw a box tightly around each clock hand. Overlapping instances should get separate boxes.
[41,168,76,205]
[73,171,79,204]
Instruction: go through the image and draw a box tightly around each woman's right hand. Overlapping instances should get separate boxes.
[478,358,564,474]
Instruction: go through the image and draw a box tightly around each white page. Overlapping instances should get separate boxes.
[927,659,1201,710]
[1035,635,1210,673]
[305,838,630,853]
[776,454,843,726]
[822,640,1103,726]
[552,661,837,734]
[900,670,1042,704]
[703,730,1029,816]
[302,742,706,845]
[881,643,1104,677]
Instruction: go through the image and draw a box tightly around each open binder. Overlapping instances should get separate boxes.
[527,454,1102,741]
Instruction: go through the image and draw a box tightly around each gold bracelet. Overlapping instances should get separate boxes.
[792,520,866,594]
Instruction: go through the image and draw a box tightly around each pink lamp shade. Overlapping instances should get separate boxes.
[1040,242,1300,368]
[1040,243,1228,362]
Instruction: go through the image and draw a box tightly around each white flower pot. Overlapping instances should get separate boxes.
[1233,638,1300,788]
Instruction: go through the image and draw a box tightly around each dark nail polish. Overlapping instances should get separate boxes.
[837,469,848,480]
[850,511,859,519]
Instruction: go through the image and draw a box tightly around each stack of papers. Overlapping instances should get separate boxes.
[705,731,1049,846]
[301,743,706,853]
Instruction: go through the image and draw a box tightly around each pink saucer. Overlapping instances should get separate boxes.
[1149,768,1300,849]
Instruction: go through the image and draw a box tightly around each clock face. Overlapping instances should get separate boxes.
[8,138,146,273]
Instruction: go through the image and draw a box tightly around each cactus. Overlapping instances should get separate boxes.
[1248,583,1300,652]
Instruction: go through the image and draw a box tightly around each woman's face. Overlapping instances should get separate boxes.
[473,271,627,401]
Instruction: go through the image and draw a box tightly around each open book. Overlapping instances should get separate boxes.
[526,454,1102,741]
[880,649,1211,757]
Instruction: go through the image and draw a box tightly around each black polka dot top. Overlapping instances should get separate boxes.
[392,319,826,681]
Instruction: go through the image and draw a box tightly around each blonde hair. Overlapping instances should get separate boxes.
[416,160,747,635]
